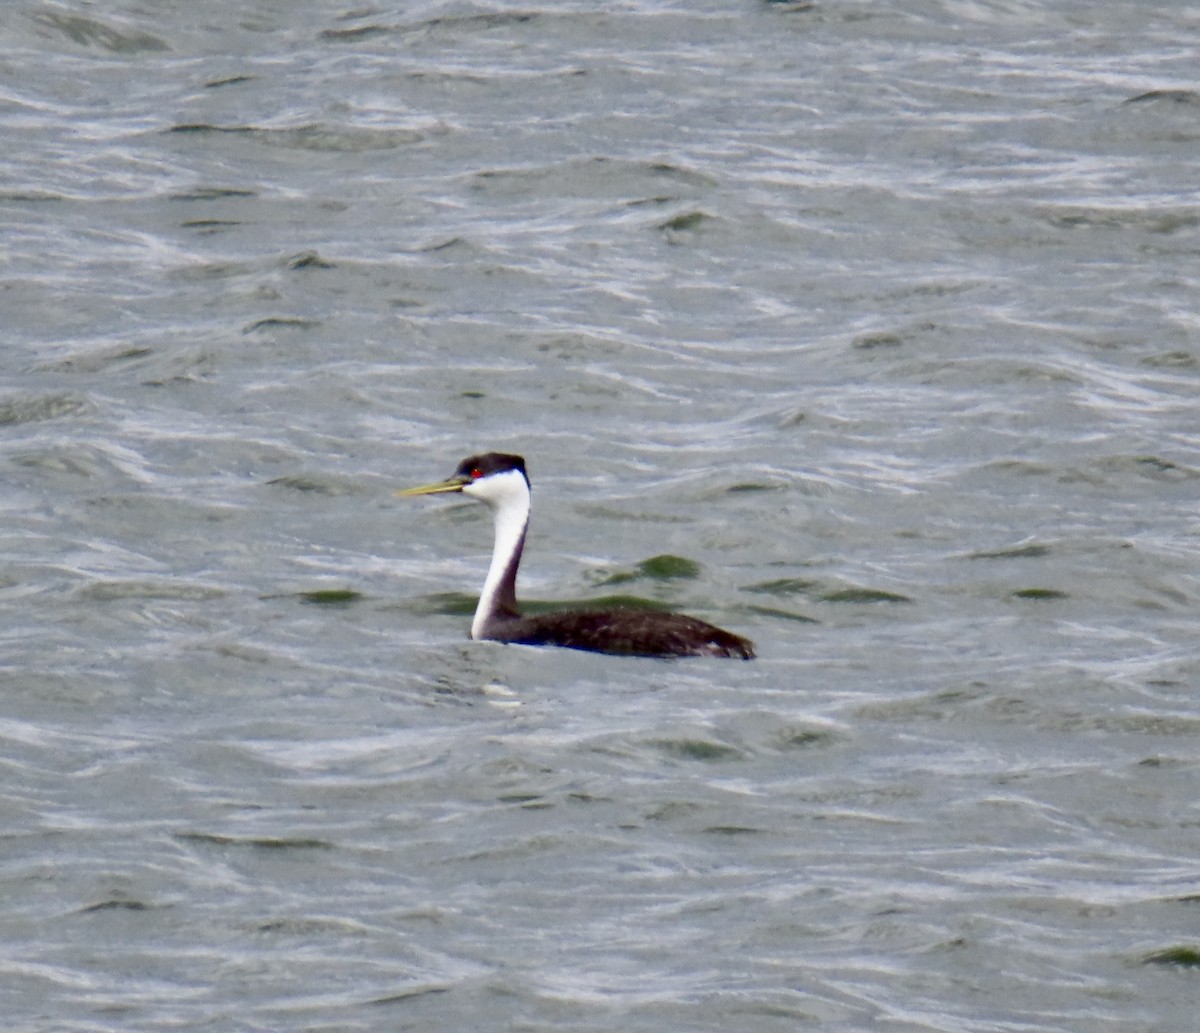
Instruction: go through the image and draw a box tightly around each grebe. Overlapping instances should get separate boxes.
[398,453,754,659]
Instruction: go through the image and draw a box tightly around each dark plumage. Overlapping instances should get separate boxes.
[399,452,755,660]
[489,608,755,659]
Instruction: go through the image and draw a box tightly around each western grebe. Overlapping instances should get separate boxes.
[398,452,755,659]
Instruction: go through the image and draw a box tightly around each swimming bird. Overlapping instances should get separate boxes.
[398,453,755,659]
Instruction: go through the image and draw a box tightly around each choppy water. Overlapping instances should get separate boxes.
[3,1,1199,1030]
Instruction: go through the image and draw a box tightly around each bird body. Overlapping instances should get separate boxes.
[398,453,755,660]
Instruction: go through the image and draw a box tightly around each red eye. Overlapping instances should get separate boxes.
[470,468,483,480]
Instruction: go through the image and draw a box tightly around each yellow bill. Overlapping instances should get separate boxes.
[395,476,469,498]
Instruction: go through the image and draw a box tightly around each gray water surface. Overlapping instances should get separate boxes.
[3,1,1199,1030]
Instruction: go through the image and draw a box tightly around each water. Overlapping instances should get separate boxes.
[3,1,1199,1029]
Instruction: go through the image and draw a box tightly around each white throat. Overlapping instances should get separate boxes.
[464,468,530,639]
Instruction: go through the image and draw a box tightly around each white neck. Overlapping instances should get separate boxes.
[464,469,531,639]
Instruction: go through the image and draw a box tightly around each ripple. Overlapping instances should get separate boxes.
[164,121,441,151]
[0,392,91,425]
[31,12,170,53]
